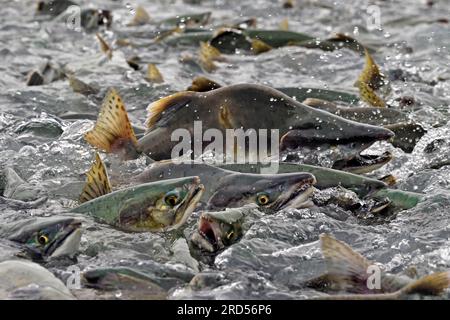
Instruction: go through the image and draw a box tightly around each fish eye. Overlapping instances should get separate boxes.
[164,191,180,207]
[37,234,49,245]
[256,193,270,206]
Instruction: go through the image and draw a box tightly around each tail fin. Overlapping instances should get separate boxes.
[84,88,139,158]
[356,49,386,107]
[398,271,450,297]
[320,234,373,293]
[79,153,112,203]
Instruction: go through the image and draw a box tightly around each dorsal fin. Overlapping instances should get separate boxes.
[279,18,289,31]
[199,41,222,72]
[145,91,195,128]
[95,33,112,60]
[145,64,164,83]
[79,153,112,203]
[84,88,138,155]
[128,6,151,26]
[320,234,373,292]
[187,76,222,92]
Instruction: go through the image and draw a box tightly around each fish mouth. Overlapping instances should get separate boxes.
[332,151,393,174]
[273,175,317,211]
[45,219,83,258]
[191,214,224,252]
[166,182,205,232]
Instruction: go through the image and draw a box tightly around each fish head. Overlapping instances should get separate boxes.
[118,177,204,232]
[207,172,316,212]
[6,217,83,260]
[191,209,244,252]
[282,104,394,161]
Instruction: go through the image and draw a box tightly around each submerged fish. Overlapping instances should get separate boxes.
[308,235,450,299]
[217,162,423,210]
[84,85,394,169]
[190,208,245,253]
[133,160,316,211]
[0,260,75,300]
[0,216,82,260]
[71,154,204,232]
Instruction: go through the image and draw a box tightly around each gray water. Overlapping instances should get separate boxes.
[0,0,449,299]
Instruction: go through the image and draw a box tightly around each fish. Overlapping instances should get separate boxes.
[0,260,75,300]
[185,76,360,104]
[26,60,65,86]
[307,234,450,299]
[331,151,393,174]
[83,84,394,168]
[0,216,83,260]
[217,162,424,210]
[303,98,427,153]
[166,28,371,54]
[133,160,317,211]
[190,208,245,253]
[80,267,167,300]
[71,154,204,232]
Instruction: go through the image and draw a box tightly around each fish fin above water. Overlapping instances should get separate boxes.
[397,271,450,297]
[279,18,289,31]
[145,64,164,83]
[187,76,222,92]
[145,91,194,128]
[199,41,224,72]
[128,6,151,26]
[79,153,112,203]
[358,81,386,108]
[251,39,272,54]
[356,49,386,107]
[95,33,112,60]
[320,234,373,292]
[84,88,138,156]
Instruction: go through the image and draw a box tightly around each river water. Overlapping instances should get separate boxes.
[0,0,449,299]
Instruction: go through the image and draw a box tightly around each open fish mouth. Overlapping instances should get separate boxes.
[273,175,317,211]
[332,151,393,174]
[192,214,224,252]
[167,182,205,231]
[45,219,83,258]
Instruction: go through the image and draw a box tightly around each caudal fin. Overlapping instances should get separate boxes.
[84,88,139,158]
[79,153,112,203]
[398,271,450,297]
[356,49,386,107]
[320,234,373,293]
